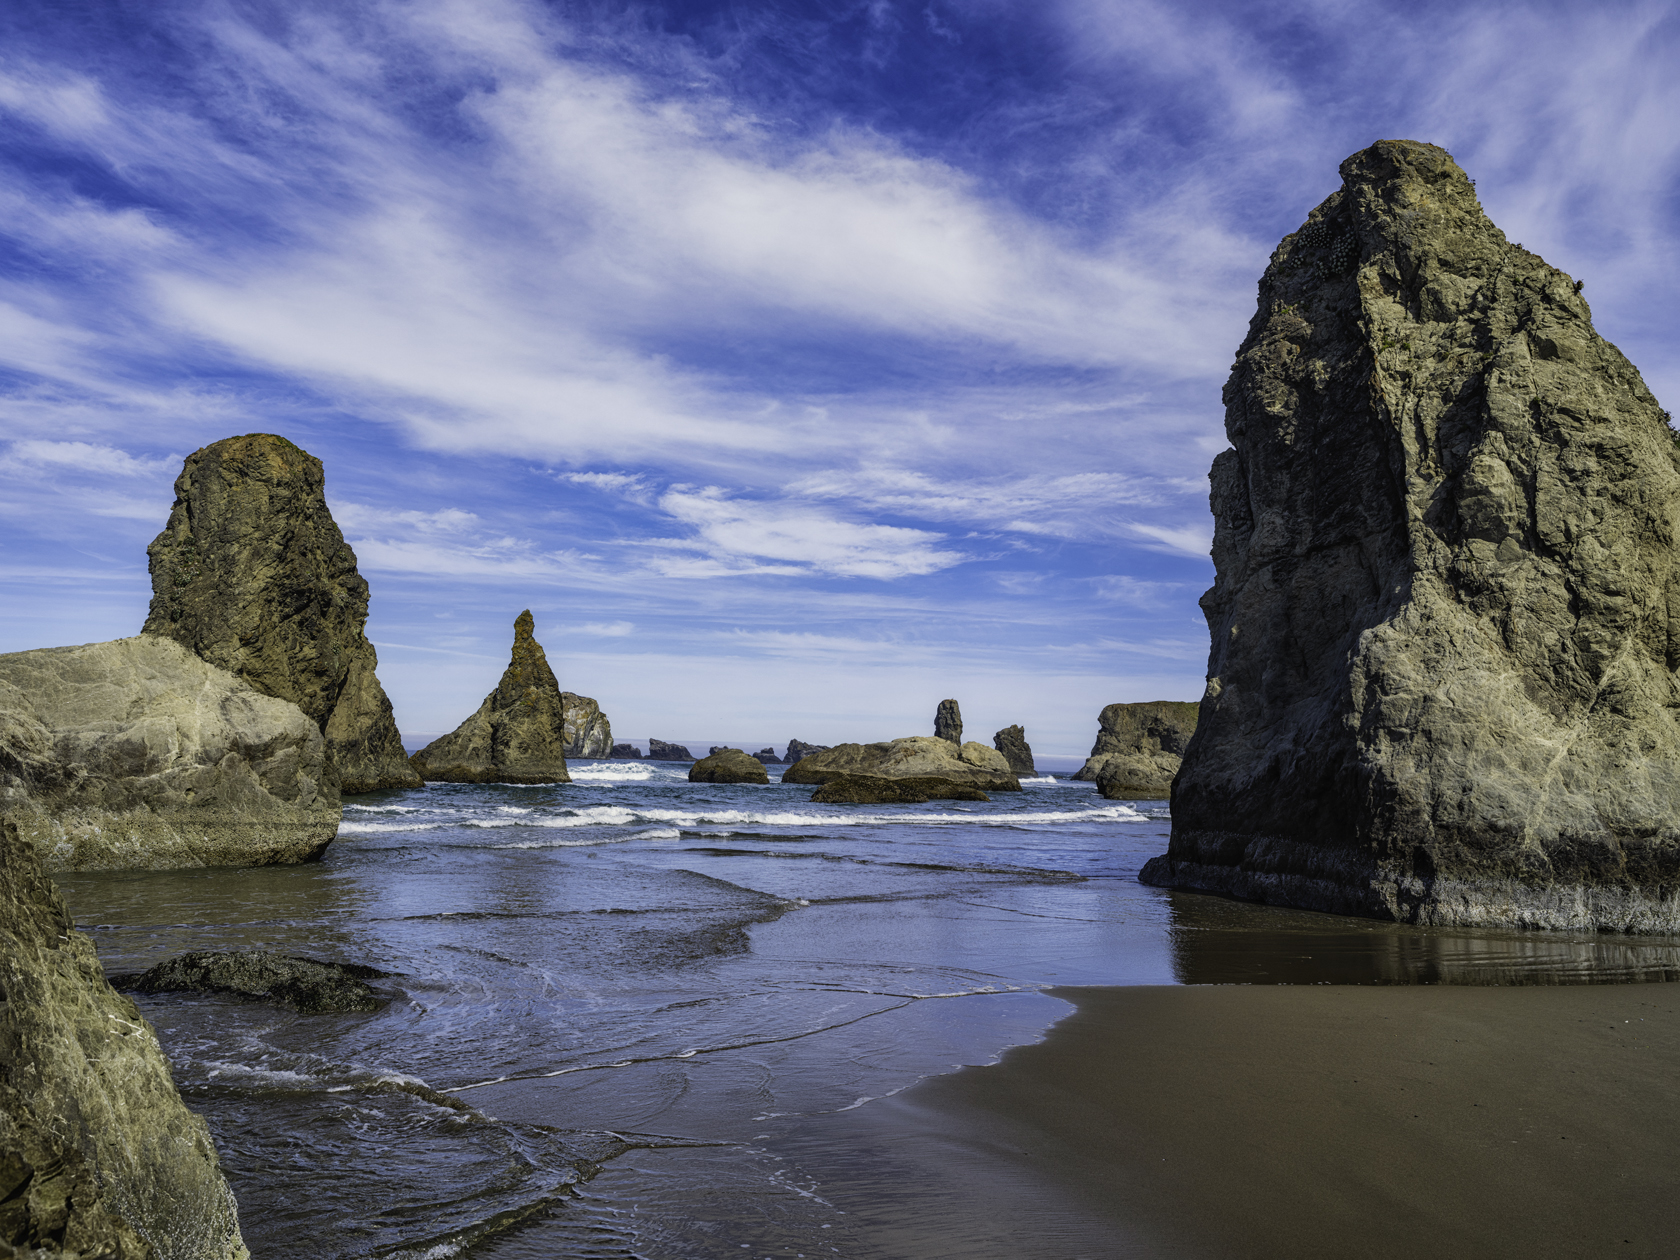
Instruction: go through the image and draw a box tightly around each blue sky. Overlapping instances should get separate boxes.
[3,1,1677,754]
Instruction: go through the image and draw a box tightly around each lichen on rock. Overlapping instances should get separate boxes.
[409,611,572,784]
[1141,139,1680,931]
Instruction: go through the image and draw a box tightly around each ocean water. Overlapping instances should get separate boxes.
[55,761,1680,1258]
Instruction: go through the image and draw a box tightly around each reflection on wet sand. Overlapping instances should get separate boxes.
[1165,887,1680,985]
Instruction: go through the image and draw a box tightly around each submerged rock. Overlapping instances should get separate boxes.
[784,739,830,766]
[1142,140,1680,931]
[410,611,572,784]
[933,699,963,744]
[688,748,770,784]
[992,725,1036,776]
[647,739,694,761]
[112,951,386,1014]
[142,433,419,795]
[782,736,1020,792]
[0,636,339,872]
[560,692,613,758]
[810,774,989,804]
[1073,702,1200,799]
[0,817,250,1257]
[609,742,643,759]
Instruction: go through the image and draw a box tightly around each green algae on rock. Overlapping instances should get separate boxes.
[112,952,386,1015]
[410,611,572,784]
[0,636,339,872]
[810,774,989,804]
[0,818,250,1258]
[1141,140,1680,931]
[142,434,420,795]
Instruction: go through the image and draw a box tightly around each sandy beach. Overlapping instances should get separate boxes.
[790,982,1680,1259]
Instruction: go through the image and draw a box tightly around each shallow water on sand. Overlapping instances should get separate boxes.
[55,762,1680,1257]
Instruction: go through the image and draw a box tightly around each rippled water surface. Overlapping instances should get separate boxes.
[55,760,1680,1257]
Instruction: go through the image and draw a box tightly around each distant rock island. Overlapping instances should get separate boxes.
[142,433,419,794]
[752,747,782,764]
[610,742,643,758]
[1142,139,1680,931]
[410,611,572,784]
[1074,702,1199,799]
[784,736,1020,793]
[688,748,770,784]
[647,739,694,761]
[992,725,1035,775]
[560,692,613,758]
[785,738,829,765]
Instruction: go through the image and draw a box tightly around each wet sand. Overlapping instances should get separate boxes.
[792,982,1680,1259]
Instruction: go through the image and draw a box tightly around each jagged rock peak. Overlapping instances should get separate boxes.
[1142,140,1680,930]
[934,699,962,744]
[409,610,572,784]
[992,725,1035,776]
[142,432,419,794]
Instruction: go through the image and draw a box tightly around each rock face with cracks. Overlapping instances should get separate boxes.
[1074,702,1200,800]
[142,434,419,795]
[992,725,1036,776]
[0,636,339,873]
[409,612,572,784]
[1141,140,1680,931]
[933,700,963,744]
[0,817,250,1259]
[782,736,1020,793]
[559,693,612,759]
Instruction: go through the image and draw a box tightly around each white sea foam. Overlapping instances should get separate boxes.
[567,762,660,782]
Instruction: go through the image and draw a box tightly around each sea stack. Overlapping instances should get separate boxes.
[409,611,572,784]
[0,817,250,1257]
[1141,140,1680,931]
[992,725,1035,775]
[1073,702,1198,799]
[142,433,420,794]
[560,692,613,758]
[934,699,963,744]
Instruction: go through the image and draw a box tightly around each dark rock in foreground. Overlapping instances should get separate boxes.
[1143,140,1680,931]
[784,738,829,765]
[688,748,770,784]
[647,739,694,761]
[560,692,613,758]
[0,818,250,1257]
[609,742,643,758]
[783,737,1020,792]
[934,699,963,744]
[751,747,781,764]
[142,433,419,795]
[410,611,572,784]
[1074,702,1199,799]
[810,774,989,804]
[112,951,386,1014]
[992,725,1036,775]
[0,636,340,872]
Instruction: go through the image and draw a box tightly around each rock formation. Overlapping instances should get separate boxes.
[409,611,572,784]
[0,817,250,1257]
[142,434,419,794]
[688,748,770,784]
[0,636,340,872]
[647,739,694,761]
[782,736,1020,792]
[751,747,782,764]
[112,952,386,1014]
[609,743,643,759]
[810,774,989,804]
[933,699,963,744]
[1073,701,1199,799]
[992,725,1036,775]
[1141,139,1680,931]
[560,692,613,758]
[784,739,829,765]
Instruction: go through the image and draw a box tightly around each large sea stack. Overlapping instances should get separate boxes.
[1074,701,1199,800]
[1141,140,1680,931]
[410,611,572,784]
[143,434,420,794]
[0,817,250,1257]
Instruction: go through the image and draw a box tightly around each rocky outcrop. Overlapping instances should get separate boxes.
[751,747,781,764]
[609,743,643,759]
[934,699,963,744]
[688,748,770,785]
[111,952,385,1014]
[647,740,694,762]
[409,612,572,784]
[1141,139,1680,931]
[0,817,250,1258]
[142,434,419,795]
[782,736,1020,792]
[560,693,613,759]
[810,774,989,804]
[784,739,829,765]
[0,636,339,872]
[1073,701,1199,799]
[992,725,1035,775]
